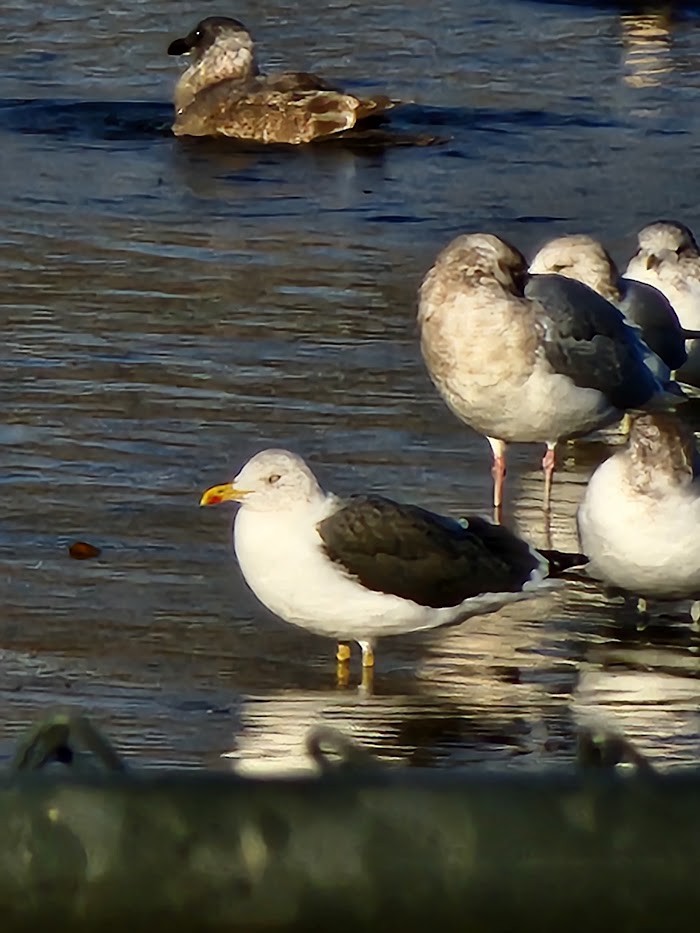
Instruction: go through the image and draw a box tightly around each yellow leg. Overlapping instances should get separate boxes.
[335,642,352,688]
[360,641,375,668]
[620,413,632,438]
[336,659,350,688]
[336,642,352,663]
[359,642,375,693]
[360,664,374,693]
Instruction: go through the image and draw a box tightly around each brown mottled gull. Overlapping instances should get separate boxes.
[167,16,394,144]
[577,413,700,624]
[418,233,674,520]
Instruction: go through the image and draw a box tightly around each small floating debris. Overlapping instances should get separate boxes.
[68,541,102,560]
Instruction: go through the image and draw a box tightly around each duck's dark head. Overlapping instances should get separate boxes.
[167,16,252,58]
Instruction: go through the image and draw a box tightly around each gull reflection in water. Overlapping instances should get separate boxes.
[620,11,673,90]
[573,639,700,770]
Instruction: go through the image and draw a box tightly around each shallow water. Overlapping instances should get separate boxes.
[3,0,700,772]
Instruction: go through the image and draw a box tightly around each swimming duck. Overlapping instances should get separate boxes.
[167,16,394,143]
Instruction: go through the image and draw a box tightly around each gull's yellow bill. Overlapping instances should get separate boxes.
[199,484,251,507]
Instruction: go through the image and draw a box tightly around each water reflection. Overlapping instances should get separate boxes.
[620,11,674,89]
[573,639,700,769]
[225,687,555,775]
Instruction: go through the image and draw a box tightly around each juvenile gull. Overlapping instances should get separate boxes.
[167,16,393,143]
[625,220,700,388]
[577,413,700,623]
[199,449,572,679]
[418,233,673,521]
[529,233,688,381]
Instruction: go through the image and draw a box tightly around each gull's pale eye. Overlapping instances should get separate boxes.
[268,473,281,485]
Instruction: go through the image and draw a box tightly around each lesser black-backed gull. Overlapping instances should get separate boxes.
[418,233,672,522]
[199,449,575,682]
[167,16,394,143]
[577,412,700,623]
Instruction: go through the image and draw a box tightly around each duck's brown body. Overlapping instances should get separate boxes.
[168,16,394,144]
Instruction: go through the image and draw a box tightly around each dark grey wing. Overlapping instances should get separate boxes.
[317,495,543,608]
[619,279,687,370]
[676,339,700,389]
[525,273,662,410]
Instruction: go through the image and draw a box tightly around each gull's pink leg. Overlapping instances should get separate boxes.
[487,437,507,524]
[542,442,557,514]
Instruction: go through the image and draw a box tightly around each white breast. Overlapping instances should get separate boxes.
[438,354,617,443]
[624,262,700,331]
[578,456,700,598]
[232,505,549,641]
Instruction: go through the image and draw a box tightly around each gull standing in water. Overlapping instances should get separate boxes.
[418,233,674,522]
[199,449,578,687]
[625,220,700,389]
[167,16,394,143]
[577,413,700,624]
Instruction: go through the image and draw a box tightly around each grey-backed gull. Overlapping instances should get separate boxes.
[529,233,688,381]
[577,412,700,623]
[418,233,673,522]
[625,220,700,389]
[199,449,573,681]
[167,16,393,143]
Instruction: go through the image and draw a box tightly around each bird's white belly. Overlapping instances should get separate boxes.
[233,509,545,641]
[667,280,700,331]
[440,360,616,444]
[234,509,454,639]
[578,463,700,598]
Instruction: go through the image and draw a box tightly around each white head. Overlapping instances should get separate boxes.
[529,234,620,301]
[200,449,325,513]
[635,220,700,259]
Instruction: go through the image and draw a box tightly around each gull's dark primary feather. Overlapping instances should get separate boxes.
[537,548,589,577]
[525,273,663,410]
[619,279,687,371]
[317,495,544,608]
